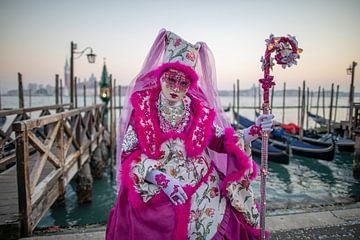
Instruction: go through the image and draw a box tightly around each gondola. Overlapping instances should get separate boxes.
[306,112,354,152]
[0,116,6,128]
[251,139,289,164]
[270,129,335,161]
[233,112,289,164]
[234,112,335,161]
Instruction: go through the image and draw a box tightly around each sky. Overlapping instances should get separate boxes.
[0,0,359,93]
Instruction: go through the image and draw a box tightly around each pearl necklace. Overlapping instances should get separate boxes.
[157,93,190,133]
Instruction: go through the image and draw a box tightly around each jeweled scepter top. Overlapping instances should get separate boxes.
[259,34,302,239]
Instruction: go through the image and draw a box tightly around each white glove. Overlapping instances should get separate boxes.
[243,114,274,144]
[145,169,188,205]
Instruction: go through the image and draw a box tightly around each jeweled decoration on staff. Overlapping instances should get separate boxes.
[258,34,302,240]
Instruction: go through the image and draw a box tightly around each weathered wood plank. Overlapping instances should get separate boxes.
[29,121,60,192]
[15,123,32,236]
[28,131,60,168]
[1,103,105,238]
[0,104,71,117]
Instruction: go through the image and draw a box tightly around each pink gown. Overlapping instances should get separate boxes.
[106,88,263,240]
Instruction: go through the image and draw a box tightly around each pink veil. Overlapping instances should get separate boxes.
[116,29,230,189]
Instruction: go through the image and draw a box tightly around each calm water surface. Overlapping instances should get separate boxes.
[36,149,359,228]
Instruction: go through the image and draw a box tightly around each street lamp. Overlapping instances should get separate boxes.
[100,60,110,104]
[70,41,96,107]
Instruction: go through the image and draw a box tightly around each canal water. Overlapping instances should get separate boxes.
[1,95,360,228]
[36,149,359,228]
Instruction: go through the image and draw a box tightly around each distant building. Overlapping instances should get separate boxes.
[34,88,50,96]
[88,73,97,88]
[28,83,38,94]
[45,84,54,95]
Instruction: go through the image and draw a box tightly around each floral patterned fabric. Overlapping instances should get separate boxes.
[163,31,201,69]
[128,123,259,238]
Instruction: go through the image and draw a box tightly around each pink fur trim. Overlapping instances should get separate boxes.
[131,88,215,159]
[130,89,163,159]
[121,150,146,209]
[221,128,253,194]
[174,198,191,240]
[185,97,215,157]
[154,61,199,90]
[235,204,270,239]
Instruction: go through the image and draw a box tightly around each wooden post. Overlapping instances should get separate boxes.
[114,79,117,126]
[306,87,309,129]
[334,85,339,123]
[83,85,86,107]
[94,80,97,105]
[119,85,122,115]
[18,72,24,109]
[76,162,93,204]
[300,81,306,140]
[55,118,65,206]
[14,123,32,236]
[328,83,334,133]
[298,86,301,126]
[282,82,286,123]
[28,86,31,111]
[349,61,358,138]
[254,86,257,120]
[109,75,114,176]
[271,83,275,115]
[353,129,360,178]
[55,74,59,106]
[310,91,313,114]
[322,88,325,119]
[75,77,78,108]
[60,79,63,105]
[232,84,236,124]
[258,84,261,112]
[237,79,240,116]
[316,86,321,128]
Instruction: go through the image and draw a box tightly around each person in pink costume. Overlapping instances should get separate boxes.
[106,29,273,240]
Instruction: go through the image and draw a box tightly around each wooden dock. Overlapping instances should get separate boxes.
[0,104,106,238]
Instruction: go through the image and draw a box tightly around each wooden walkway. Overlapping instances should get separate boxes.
[0,104,105,238]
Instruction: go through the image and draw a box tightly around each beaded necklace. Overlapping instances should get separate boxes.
[157,93,190,133]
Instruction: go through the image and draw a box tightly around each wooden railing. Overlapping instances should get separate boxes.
[0,104,72,171]
[12,104,104,236]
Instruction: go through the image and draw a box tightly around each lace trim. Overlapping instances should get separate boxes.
[122,125,138,152]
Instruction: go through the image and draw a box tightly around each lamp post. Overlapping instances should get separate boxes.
[100,61,111,130]
[100,60,110,105]
[347,61,358,138]
[70,41,96,107]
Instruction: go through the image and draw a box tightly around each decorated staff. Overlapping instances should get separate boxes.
[259,34,302,239]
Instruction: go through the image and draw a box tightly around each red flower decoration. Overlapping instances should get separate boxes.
[155,173,170,188]
[205,208,215,217]
[209,187,219,198]
[259,75,275,91]
[249,125,262,136]
[174,38,182,47]
[191,209,202,222]
[186,52,195,62]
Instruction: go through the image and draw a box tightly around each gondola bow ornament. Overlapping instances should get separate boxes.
[259,34,302,239]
